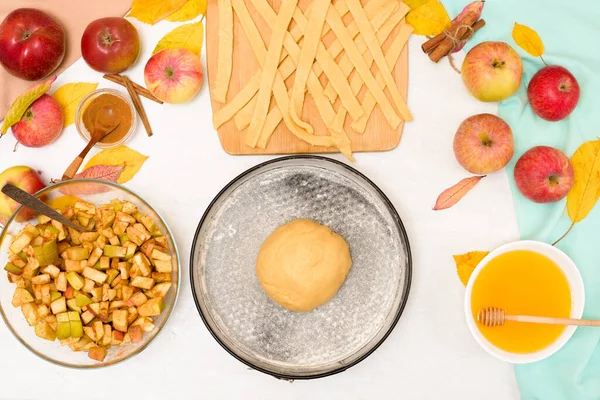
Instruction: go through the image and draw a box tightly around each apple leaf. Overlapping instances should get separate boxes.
[434,175,485,211]
[129,0,188,25]
[153,21,204,56]
[59,165,125,195]
[166,0,206,21]
[52,82,98,127]
[1,76,56,136]
[84,146,149,184]
[453,251,489,286]
[512,22,544,57]
[554,140,600,245]
[406,0,451,36]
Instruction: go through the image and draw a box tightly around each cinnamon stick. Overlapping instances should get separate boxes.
[429,12,481,62]
[122,75,153,137]
[103,74,163,104]
[423,19,486,55]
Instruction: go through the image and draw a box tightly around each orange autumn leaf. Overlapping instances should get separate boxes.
[434,175,485,210]
[453,251,489,286]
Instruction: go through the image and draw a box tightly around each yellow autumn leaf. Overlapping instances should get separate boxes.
[406,0,451,36]
[129,0,188,25]
[47,195,84,211]
[1,76,56,135]
[153,21,204,56]
[166,0,206,21]
[512,22,544,57]
[84,146,149,184]
[403,0,429,9]
[453,251,489,286]
[567,140,600,222]
[52,82,98,127]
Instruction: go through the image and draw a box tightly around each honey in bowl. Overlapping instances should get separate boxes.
[470,250,572,354]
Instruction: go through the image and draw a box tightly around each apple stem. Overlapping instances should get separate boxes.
[552,222,574,246]
[13,141,19,153]
[540,55,548,66]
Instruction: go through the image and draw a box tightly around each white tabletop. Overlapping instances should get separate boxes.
[0,17,521,400]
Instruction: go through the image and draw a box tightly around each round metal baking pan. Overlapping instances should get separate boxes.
[190,155,411,379]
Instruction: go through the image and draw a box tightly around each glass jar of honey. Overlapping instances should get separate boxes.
[76,89,136,148]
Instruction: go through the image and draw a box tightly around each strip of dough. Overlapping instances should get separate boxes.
[326,6,401,129]
[251,0,336,131]
[332,7,406,132]
[246,0,301,147]
[289,0,332,130]
[346,0,412,122]
[231,0,334,148]
[212,0,233,103]
[353,23,413,133]
[324,1,406,103]
[218,0,388,130]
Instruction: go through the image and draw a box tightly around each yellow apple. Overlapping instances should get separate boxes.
[144,48,203,104]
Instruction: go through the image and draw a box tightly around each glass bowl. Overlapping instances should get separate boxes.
[75,89,137,149]
[0,179,180,368]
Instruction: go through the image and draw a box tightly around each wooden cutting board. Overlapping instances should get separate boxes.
[206,0,409,155]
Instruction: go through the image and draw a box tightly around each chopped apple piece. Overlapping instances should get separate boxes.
[125,292,148,307]
[74,201,95,215]
[65,259,86,273]
[131,276,154,290]
[154,236,169,249]
[91,286,102,302]
[128,324,143,343]
[4,262,23,276]
[63,246,89,261]
[112,221,128,236]
[50,290,61,302]
[83,278,95,293]
[138,298,165,317]
[75,293,93,307]
[133,253,152,276]
[56,313,70,339]
[11,288,34,307]
[83,326,96,342]
[131,316,155,333]
[110,274,123,288]
[67,227,82,245]
[10,232,34,254]
[56,272,67,292]
[81,310,95,325]
[108,236,120,246]
[151,248,171,262]
[66,272,85,290]
[103,245,126,258]
[88,248,103,267]
[93,320,104,342]
[34,320,56,341]
[71,336,93,352]
[45,314,58,331]
[95,235,106,249]
[83,267,107,284]
[66,299,81,312]
[104,269,119,286]
[152,272,171,282]
[80,232,99,242]
[9,253,27,268]
[37,304,50,318]
[111,330,124,345]
[31,273,51,285]
[22,303,40,326]
[121,201,137,214]
[112,309,128,332]
[154,260,172,273]
[42,264,60,279]
[121,285,134,302]
[50,297,67,314]
[110,300,125,309]
[146,282,172,299]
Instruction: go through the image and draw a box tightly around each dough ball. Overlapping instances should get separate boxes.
[256,219,352,312]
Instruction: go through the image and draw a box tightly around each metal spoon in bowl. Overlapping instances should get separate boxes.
[62,105,120,181]
[1,184,90,232]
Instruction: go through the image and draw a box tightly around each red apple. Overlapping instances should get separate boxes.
[0,8,65,81]
[81,17,140,74]
[461,41,523,102]
[453,113,514,174]
[527,66,580,121]
[11,94,63,147]
[144,48,203,104]
[0,166,46,223]
[514,146,574,203]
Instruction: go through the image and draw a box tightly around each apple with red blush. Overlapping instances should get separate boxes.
[527,65,580,121]
[11,94,64,147]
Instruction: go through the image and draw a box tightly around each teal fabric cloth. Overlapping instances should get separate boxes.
[441,1,600,398]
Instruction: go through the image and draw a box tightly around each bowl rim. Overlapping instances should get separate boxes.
[0,178,181,369]
[189,155,413,380]
[464,240,585,364]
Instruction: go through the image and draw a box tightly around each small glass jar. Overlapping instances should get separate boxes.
[75,88,137,149]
